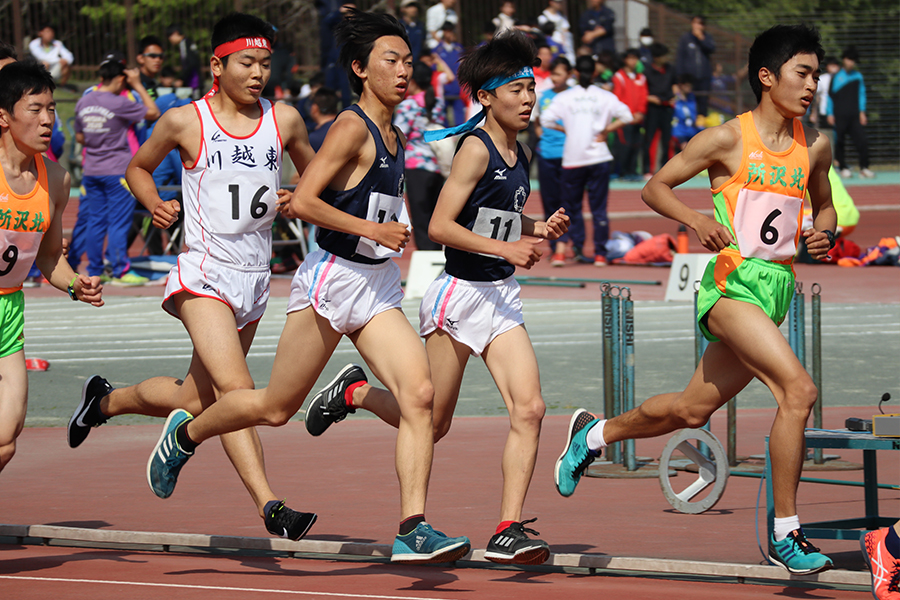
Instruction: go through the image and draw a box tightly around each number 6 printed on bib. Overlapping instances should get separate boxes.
[355,191,411,260]
[732,188,802,261]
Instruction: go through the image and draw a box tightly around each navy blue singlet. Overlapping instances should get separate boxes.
[316,104,406,264]
[444,128,530,282]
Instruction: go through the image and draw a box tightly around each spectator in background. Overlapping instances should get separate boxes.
[671,74,701,150]
[642,42,674,179]
[28,23,76,92]
[810,56,838,133]
[827,46,874,179]
[709,62,747,119]
[262,28,296,99]
[612,48,647,180]
[426,0,458,49]
[538,0,575,62]
[307,86,339,152]
[136,36,165,97]
[676,16,715,116]
[637,28,654,70]
[435,22,465,126]
[321,1,355,107]
[166,25,202,97]
[493,1,517,35]
[393,62,446,251]
[594,50,616,91]
[296,71,326,131]
[0,40,16,69]
[74,53,159,285]
[580,0,616,57]
[399,0,427,62]
[538,22,565,60]
[534,44,554,96]
[536,56,571,266]
[541,54,632,266]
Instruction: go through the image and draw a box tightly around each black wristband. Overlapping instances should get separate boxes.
[822,229,836,250]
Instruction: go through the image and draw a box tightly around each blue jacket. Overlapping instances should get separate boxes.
[827,69,866,117]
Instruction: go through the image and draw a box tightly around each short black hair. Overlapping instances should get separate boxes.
[0,60,55,115]
[550,56,570,71]
[166,24,183,37]
[138,35,164,55]
[842,45,859,62]
[99,60,126,82]
[309,71,326,87]
[457,28,537,102]
[650,42,668,58]
[574,54,595,88]
[0,40,17,62]
[677,73,695,86]
[748,23,823,102]
[38,22,55,33]
[211,13,276,67]
[335,8,411,95]
[312,86,339,115]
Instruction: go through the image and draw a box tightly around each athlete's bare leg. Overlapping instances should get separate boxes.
[481,326,545,523]
[603,297,817,519]
[0,350,28,471]
[350,308,435,519]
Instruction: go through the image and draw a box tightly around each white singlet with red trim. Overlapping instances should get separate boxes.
[182,98,283,267]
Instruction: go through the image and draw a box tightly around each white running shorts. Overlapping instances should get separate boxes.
[419,271,524,356]
[288,248,403,334]
[162,251,270,330]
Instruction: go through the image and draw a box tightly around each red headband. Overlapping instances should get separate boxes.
[213,37,272,59]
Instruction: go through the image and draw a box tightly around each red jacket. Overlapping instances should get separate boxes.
[613,69,648,116]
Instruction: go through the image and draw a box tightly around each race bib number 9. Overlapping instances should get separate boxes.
[0,230,42,290]
[206,172,278,234]
[733,188,802,261]
[355,191,410,260]
[472,207,522,259]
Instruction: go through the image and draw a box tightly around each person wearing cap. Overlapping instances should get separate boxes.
[399,0,426,62]
[826,46,874,179]
[74,52,159,286]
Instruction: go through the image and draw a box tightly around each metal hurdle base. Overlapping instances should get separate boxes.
[586,459,675,479]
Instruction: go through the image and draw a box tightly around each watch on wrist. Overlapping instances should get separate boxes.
[67,276,78,301]
[823,229,836,250]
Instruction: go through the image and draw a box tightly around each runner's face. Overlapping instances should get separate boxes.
[486,78,535,132]
[0,91,55,154]
[356,36,412,107]
[769,52,818,118]
[215,49,272,104]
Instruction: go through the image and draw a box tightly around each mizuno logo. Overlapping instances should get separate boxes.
[202,283,214,291]
[494,168,507,180]
[211,131,227,142]
[379,156,389,168]
[749,150,764,160]
[445,318,459,331]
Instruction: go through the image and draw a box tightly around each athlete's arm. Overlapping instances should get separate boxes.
[642,123,739,252]
[126,105,196,229]
[287,113,409,251]
[803,127,837,261]
[430,136,542,268]
[36,162,103,306]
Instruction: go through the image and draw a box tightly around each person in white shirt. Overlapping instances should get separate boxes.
[425,0,458,49]
[28,23,75,89]
[540,54,632,266]
[537,0,575,62]
[492,1,517,34]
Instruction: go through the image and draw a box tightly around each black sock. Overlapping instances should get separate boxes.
[399,514,425,536]
[175,421,198,453]
[886,526,900,559]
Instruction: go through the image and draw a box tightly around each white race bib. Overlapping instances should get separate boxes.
[733,188,803,261]
[205,171,278,234]
[472,207,522,259]
[354,191,411,259]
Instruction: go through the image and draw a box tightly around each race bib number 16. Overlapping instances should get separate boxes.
[355,191,410,260]
[207,172,278,234]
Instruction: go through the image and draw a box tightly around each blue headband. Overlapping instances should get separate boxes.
[423,66,534,143]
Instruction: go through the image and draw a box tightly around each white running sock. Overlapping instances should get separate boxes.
[585,419,608,451]
[773,515,801,542]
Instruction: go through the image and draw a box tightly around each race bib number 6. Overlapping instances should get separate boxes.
[355,191,410,259]
[207,172,278,234]
[733,188,802,261]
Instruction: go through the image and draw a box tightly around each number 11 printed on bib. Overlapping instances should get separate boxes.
[355,191,411,260]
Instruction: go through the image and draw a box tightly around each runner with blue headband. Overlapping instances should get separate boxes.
[308,28,570,565]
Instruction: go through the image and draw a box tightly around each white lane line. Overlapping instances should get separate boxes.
[0,575,460,600]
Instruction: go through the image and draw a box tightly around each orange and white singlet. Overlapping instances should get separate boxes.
[0,154,51,295]
[710,111,810,265]
[181,98,283,267]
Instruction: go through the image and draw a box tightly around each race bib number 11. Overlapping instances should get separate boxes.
[472,207,522,259]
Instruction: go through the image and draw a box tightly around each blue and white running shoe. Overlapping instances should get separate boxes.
[391,522,471,564]
[147,409,194,499]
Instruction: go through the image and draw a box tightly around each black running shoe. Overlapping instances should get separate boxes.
[68,375,112,448]
[305,364,366,436]
[484,518,550,565]
[264,500,317,541]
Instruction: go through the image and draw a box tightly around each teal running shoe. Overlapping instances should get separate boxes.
[768,529,833,575]
[391,522,471,564]
[147,409,194,499]
[554,409,600,497]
